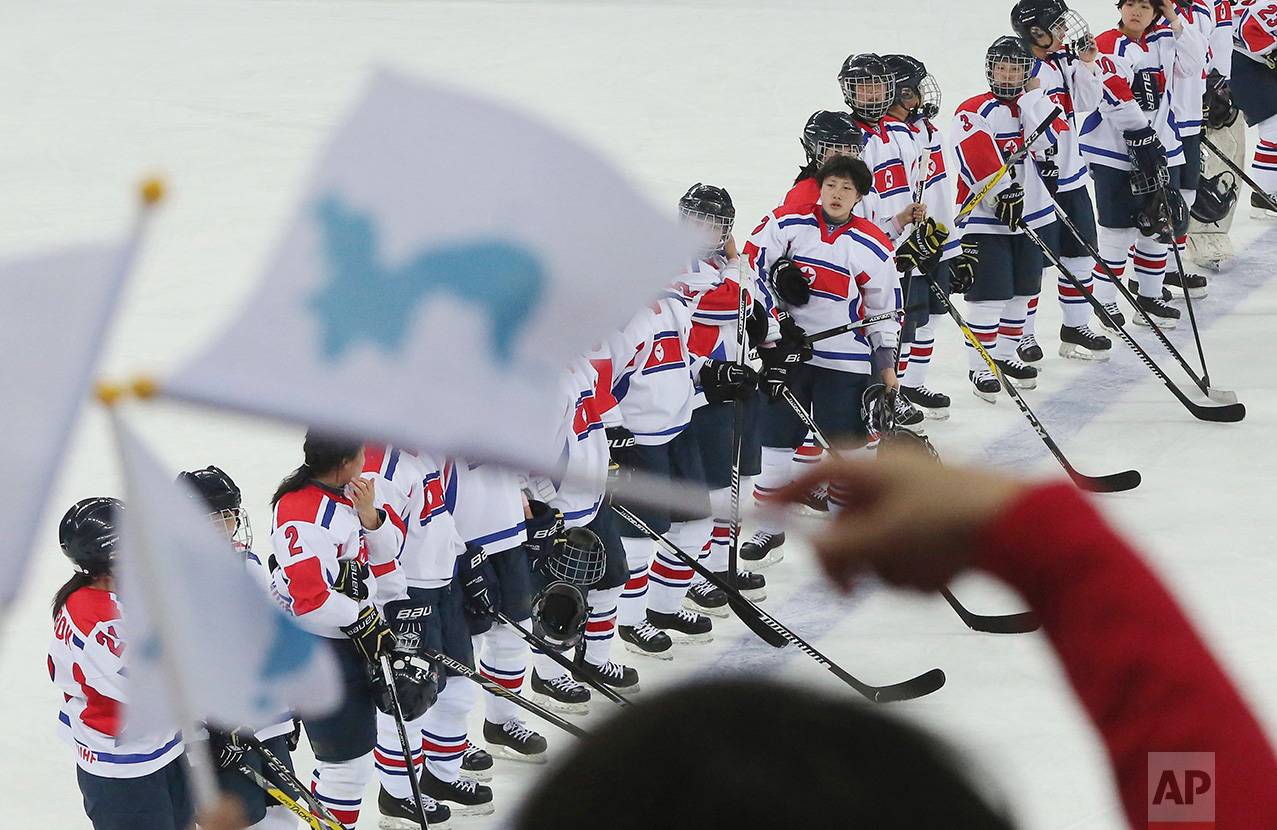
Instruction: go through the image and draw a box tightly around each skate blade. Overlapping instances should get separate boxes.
[530,691,590,716]
[684,597,730,618]
[1004,377,1036,390]
[485,743,549,765]
[621,639,674,661]
[738,550,784,569]
[664,630,714,645]
[381,814,451,830]
[1133,316,1177,330]
[1057,343,1110,362]
[920,406,950,421]
[1169,288,1208,300]
[1250,208,1277,221]
[460,767,493,783]
[736,586,766,603]
[446,800,496,817]
[972,387,999,404]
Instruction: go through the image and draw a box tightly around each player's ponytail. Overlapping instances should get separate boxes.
[271,429,364,506]
[51,572,95,620]
[793,161,819,186]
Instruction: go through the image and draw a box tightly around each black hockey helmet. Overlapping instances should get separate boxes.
[861,385,940,460]
[838,53,896,123]
[369,651,439,721]
[881,54,942,121]
[177,465,253,549]
[1190,171,1238,225]
[800,110,863,164]
[59,497,123,576]
[985,36,1036,101]
[1011,0,1069,46]
[531,581,589,652]
[678,183,735,255]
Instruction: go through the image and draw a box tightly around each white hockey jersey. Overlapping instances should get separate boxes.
[1170,1,1217,138]
[855,114,925,241]
[908,116,963,260]
[445,461,527,555]
[1030,51,1104,191]
[269,481,403,638]
[951,89,1065,234]
[49,587,184,778]
[367,446,466,590]
[1233,0,1277,64]
[1209,0,1234,76]
[536,359,610,527]
[1079,22,1208,170]
[743,203,900,373]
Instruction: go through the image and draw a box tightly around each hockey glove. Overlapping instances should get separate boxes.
[457,542,501,623]
[745,300,770,350]
[994,183,1025,230]
[1203,69,1237,130]
[775,310,813,363]
[1037,158,1060,195]
[769,257,811,306]
[605,426,638,470]
[758,345,796,402]
[341,605,395,664]
[332,559,370,601]
[894,217,949,274]
[524,500,566,570]
[206,727,250,771]
[369,651,439,721]
[950,242,978,294]
[286,718,301,752]
[699,359,760,404]
[1130,68,1162,112]
[1123,125,1167,183]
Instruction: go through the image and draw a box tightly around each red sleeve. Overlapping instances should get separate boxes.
[1240,13,1277,54]
[976,483,1277,828]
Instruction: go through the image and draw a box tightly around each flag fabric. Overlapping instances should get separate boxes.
[0,240,134,613]
[164,68,699,472]
[111,413,340,737]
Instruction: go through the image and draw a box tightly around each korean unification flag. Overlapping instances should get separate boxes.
[0,241,133,614]
[112,415,340,736]
[164,68,699,472]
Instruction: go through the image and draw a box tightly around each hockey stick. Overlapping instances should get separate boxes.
[927,277,1141,492]
[242,736,345,829]
[611,503,946,703]
[379,654,430,830]
[1020,220,1244,423]
[1202,134,1277,214]
[727,265,750,583]
[955,106,1064,226]
[805,305,923,344]
[494,612,633,708]
[1159,185,1214,388]
[1046,196,1239,405]
[779,393,1040,635]
[424,647,590,738]
[234,762,340,830]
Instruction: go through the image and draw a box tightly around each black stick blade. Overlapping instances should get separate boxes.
[871,668,947,703]
[940,587,1041,634]
[725,594,790,649]
[1069,468,1141,493]
[1189,400,1246,423]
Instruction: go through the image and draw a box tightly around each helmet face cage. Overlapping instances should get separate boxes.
[986,50,1035,100]
[531,582,588,652]
[916,73,943,121]
[678,206,733,255]
[546,527,606,587]
[1058,9,1095,53]
[810,138,862,163]
[841,73,896,123]
[207,506,253,551]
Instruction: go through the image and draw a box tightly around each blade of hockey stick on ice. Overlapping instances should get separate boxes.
[939,587,1040,634]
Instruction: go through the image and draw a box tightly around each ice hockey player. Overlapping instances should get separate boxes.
[739,154,902,565]
[49,497,191,830]
[1079,0,1207,330]
[1227,0,1277,213]
[178,465,304,830]
[268,433,410,829]
[1011,0,1115,361]
[783,110,864,208]
[951,36,1064,400]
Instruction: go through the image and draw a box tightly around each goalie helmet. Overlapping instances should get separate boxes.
[881,54,942,122]
[800,110,863,164]
[59,497,123,576]
[177,465,253,550]
[678,183,735,256]
[1190,171,1238,225]
[531,582,589,652]
[838,53,896,124]
[985,36,1036,101]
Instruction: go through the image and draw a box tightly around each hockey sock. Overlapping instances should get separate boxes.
[531,648,568,681]
[1131,237,1168,298]
[1059,256,1095,327]
[478,622,529,724]
[311,752,374,829]
[616,535,655,627]
[420,676,479,782]
[1092,226,1136,304]
[962,299,1004,373]
[752,446,796,534]
[1022,294,1039,338]
[583,584,623,666]
[1252,115,1277,197]
[375,710,427,800]
[647,516,712,614]
[906,320,937,388]
[996,295,1030,361]
[704,487,732,573]
[896,339,912,386]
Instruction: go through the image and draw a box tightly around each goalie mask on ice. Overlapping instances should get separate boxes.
[531,581,590,652]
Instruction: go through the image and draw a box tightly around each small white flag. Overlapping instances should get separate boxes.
[112,414,340,736]
[164,68,698,471]
[0,241,133,613]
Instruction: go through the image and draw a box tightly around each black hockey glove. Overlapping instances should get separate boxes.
[206,727,250,771]
[286,718,301,752]
[523,500,566,570]
[1038,158,1060,195]
[894,217,949,274]
[758,345,795,402]
[698,359,760,404]
[1130,68,1162,112]
[1203,69,1238,130]
[369,650,439,721]
[745,300,770,350]
[1123,125,1167,182]
[341,605,396,663]
[457,542,500,623]
[775,310,813,364]
[769,257,811,306]
[605,426,638,470]
[949,242,978,294]
[994,183,1025,229]
[332,559,370,601]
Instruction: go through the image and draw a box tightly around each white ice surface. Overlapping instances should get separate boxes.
[2,1,1275,827]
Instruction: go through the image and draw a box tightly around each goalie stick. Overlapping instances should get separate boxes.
[495,611,633,708]
[610,502,946,703]
[955,106,1064,226]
